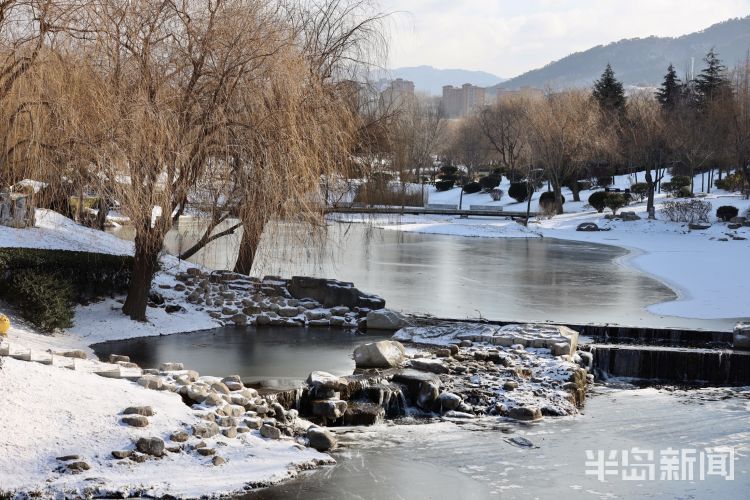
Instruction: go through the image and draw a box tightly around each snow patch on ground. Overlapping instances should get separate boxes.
[0,356,326,497]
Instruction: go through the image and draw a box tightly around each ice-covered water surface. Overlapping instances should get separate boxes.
[250,386,750,499]
[110,220,740,330]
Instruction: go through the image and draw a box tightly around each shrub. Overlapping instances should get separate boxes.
[489,188,503,201]
[716,205,739,222]
[588,191,608,213]
[539,191,565,216]
[478,174,501,191]
[5,270,75,331]
[676,186,693,198]
[660,182,682,197]
[462,182,482,194]
[539,191,564,208]
[715,173,746,192]
[630,183,649,201]
[0,248,134,332]
[508,182,528,203]
[670,175,691,188]
[662,199,712,223]
[604,193,629,215]
[434,179,455,192]
[439,165,458,180]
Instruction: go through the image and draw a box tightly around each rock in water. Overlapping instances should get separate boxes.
[307,427,337,451]
[366,309,412,330]
[306,371,346,393]
[438,392,462,412]
[508,406,542,421]
[353,341,406,368]
[417,381,440,411]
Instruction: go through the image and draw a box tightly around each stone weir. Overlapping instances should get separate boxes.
[265,323,590,426]
[589,344,750,386]
[404,314,735,348]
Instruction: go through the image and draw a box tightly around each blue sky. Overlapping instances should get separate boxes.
[379,0,750,77]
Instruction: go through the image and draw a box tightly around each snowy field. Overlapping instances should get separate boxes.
[332,170,750,321]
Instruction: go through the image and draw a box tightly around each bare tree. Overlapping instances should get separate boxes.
[477,96,529,182]
[622,91,667,218]
[527,90,601,214]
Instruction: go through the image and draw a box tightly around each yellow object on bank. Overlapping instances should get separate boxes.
[0,314,9,336]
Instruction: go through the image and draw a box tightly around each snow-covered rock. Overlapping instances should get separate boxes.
[353,340,406,368]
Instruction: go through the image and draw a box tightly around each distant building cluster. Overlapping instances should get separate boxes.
[362,77,544,119]
[441,84,486,118]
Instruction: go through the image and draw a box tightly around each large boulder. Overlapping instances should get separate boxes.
[136,437,164,457]
[288,276,385,309]
[417,380,440,411]
[307,427,337,451]
[353,341,406,369]
[366,309,413,330]
[307,371,346,395]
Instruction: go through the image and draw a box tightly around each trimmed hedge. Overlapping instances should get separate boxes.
[0,248,134,331]
[508,182,528,203]
[478,175,501,191]
[462,182,482,194]
[588,191,607,212]
[630,182,649,201]
[716,205,739,222]
[435,179,455,192]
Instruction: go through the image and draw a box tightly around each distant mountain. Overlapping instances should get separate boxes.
[384,65,505,95]
[496,16,750,91]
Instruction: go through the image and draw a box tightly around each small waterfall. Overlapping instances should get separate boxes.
[591,344,750,385]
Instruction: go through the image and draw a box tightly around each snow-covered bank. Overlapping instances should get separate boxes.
[0,334,330,497]
[331,174,750,322]
[0,210,338,497]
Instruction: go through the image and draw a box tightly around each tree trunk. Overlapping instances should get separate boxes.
[122,229,162,321]
[95,196,108,231]
[234,223,264,275]
[571,181,581,202]
[645,169,656,219]
[553,183,564,215]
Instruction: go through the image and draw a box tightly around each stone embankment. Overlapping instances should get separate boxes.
[152,270,385,329]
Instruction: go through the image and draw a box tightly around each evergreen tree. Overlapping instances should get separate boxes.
[694,48,730,107]
[592,63,626,112]
[655,64,683,111]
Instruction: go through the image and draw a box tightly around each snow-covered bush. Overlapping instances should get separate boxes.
[662,199,712,224]
[508,182,528,203]
[716,205,739,222]
[434,179,455,192]
[3,270,74,331]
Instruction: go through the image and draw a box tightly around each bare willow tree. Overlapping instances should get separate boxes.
[527,90,603,214]
[0,0,87,186]
[729,56,750,197]
[81,0,299,320]
[229,0,387,274]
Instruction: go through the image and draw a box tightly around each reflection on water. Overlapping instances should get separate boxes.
[91,326,390,388]
[249,386,750,500]
[108,219,740,330]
